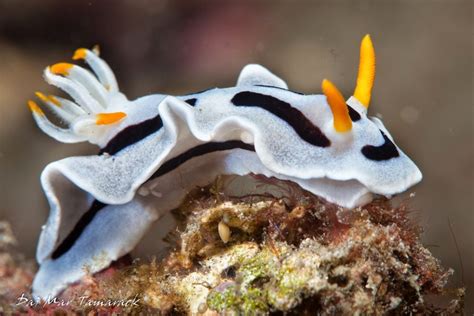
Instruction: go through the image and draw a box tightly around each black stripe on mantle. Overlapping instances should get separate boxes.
[100,115,163,155]
[231,91,331,148]
[52,140,255,259]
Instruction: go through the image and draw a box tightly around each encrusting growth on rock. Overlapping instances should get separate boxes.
[0,178,465,314]
[0,222,36,315]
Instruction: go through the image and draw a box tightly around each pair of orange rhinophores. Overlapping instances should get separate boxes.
[323,34,375,132]
[28,35,375,131]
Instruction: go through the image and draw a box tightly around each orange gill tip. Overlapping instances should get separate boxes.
[353,34,376,108]
[35,91,61,107]
[28,100,44,115]
[92,44,100,56]
[72,48,87,60]
[96,112,127,125]
[50,63,74,76]
[47,95,61,107]
[35,91,48,102]
[322,79,352,133]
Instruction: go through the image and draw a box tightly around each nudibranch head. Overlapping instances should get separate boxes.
[28,48,134,146]
[228,34,420,195]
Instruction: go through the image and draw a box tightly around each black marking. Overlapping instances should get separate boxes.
[347,105,361,122]
[52,200,106,259]
[100,115,163,155]
[362,131,400,161]
[231,91,330,147]
[185,98,197,106]
[151,140,255,179]
[53,141,254,259]
[254,84,305,95]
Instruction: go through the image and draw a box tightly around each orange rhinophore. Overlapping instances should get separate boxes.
[322,79,352,132]
[353,34,376,108]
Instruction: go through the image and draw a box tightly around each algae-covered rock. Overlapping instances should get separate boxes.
[79,180,463,315]
[0,222,36,315]
[0,179,465,314]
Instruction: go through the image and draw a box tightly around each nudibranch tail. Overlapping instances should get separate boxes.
[322,79,352,132]
[353,34,376,108]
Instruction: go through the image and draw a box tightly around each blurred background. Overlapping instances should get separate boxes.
[0,0,471,310]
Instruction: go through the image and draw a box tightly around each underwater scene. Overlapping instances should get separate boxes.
[0,1,471,314]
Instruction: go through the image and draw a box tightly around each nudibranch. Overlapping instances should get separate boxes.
[29,35,422,299]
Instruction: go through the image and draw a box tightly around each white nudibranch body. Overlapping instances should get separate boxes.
[29,35,422,299]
